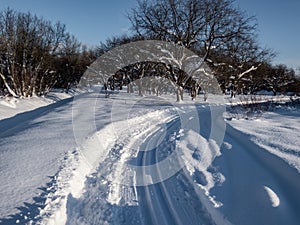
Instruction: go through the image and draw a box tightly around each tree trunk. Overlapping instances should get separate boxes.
[0,72,18,97]
[204,91,208,102]
[127,83,133,93]
[176,86,184,101]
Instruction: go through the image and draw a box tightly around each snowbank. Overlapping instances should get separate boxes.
[0,89,83,120]
[229,107,300,172]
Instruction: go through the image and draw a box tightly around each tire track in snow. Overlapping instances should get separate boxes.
[153,119,195,225]
[39,99,227,225]
[136,116,220,225]
[136,128,178,225]
[151,116,231,225]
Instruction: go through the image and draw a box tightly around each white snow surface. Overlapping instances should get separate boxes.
[229,108,300,172]
[0,89,83,120]
[0,89,84,224]
[0,90,300,225]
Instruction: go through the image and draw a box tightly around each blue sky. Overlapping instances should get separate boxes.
[0,0,299,70]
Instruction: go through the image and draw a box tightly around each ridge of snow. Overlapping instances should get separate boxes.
[0,89,84,120]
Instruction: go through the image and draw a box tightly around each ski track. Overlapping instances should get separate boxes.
[1,92,300,225]
[210,123,300,225]
[61,105,229,225]
[63,100,300,225]
[137,118,188,225]
[136,117,218,225]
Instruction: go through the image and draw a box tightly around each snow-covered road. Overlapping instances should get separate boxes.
[62,96,230,225]
[135,117,214,225]
[1,91,300,225]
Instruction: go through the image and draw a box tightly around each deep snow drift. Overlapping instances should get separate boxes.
[0,90,300,225]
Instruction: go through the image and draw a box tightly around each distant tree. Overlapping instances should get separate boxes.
[52,37,96,92]
[88,38,216,101]
[0,77,4,95]
[97,34,144,56]
[263,64,296,95]
[288,77,300,94]
[247,62,272,94]
[296,67,300,79]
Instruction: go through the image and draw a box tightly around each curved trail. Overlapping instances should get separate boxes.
[137,118,183,225]
[135,116,218,225]
[133,106,300,225]
[35,94,300,225]
[2,92,300,225]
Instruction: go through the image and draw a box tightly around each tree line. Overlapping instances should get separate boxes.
[0,8,96,97]
[97,0,299,97]
[1,1,299,98]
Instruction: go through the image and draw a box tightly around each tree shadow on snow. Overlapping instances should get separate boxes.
[210,124,300,225]
[0,174,59,224]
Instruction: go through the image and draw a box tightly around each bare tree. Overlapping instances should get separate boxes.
[129,0,206,49]
[128,0,274,96]
[264,64,296,96]
[0,8,76,97]
[84,39,219,101]
[52,35,94,93]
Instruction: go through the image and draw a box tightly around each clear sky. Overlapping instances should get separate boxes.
[0,0,299,70]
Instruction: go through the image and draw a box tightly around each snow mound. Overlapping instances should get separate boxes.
[180,129,224,207]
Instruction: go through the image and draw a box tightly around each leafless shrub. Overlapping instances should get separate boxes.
[227,95,271,120]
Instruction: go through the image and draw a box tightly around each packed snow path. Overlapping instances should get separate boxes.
[1,92,300,225]
[135,118,215,225]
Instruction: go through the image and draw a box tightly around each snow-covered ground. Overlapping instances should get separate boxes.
[0,90,83,224]
[0,89,83,120]
[229,107,300,173]
[0,89,300,225]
